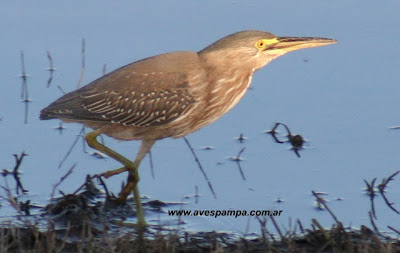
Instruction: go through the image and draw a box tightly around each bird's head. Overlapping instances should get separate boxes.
[199,30,337,73]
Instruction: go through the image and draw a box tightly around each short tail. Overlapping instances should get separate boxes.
[39,90,83,121]
[39,108,57,120]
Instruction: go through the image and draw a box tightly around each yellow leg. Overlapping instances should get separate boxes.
[85,130,148,228]
[102,166,129,178]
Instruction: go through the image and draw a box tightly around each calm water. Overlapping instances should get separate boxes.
[1,1,400,235]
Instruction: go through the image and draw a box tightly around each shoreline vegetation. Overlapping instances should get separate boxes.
[0,152,399,252]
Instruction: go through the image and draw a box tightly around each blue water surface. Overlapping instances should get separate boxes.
[1,1,399,235]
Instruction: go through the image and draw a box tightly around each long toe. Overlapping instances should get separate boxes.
[101,166,129,178]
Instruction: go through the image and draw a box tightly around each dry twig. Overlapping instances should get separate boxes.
[183,137,216,199]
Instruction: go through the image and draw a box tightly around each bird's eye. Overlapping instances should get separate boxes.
[256,40,265,49]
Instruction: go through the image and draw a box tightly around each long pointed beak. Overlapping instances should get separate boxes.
[272,36,337,52]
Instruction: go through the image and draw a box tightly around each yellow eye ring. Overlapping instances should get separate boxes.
[256,40,265,49]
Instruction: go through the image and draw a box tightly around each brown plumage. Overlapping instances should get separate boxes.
[40,30,336,227]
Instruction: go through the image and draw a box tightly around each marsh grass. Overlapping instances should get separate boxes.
[0,152,399,252]
[1,149,399,252]
[0,219,398,252]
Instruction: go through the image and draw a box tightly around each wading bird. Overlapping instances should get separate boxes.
[40,30,336,228]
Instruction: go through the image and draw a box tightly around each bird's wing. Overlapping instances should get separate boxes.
[40,71,196,127]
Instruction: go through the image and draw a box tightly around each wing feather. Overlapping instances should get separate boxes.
[40,71,196,127]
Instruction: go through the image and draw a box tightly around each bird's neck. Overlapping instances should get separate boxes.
[199,50,255,98]
[199,50,255,75]
[191,52,255,128]
[208,67,254,114]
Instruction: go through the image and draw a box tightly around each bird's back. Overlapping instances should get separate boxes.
[40,51,201,123]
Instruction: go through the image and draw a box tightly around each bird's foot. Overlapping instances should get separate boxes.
[101,159,138,178]
[118,171,139,201]
[101,166,129,178]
